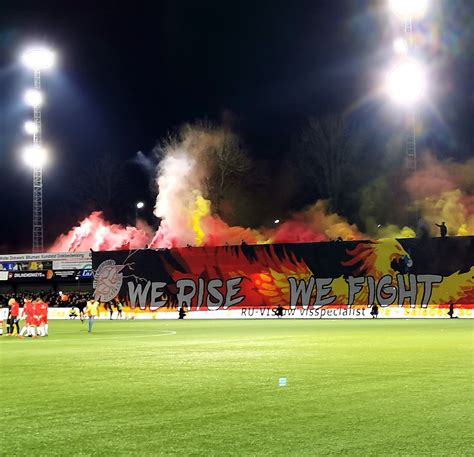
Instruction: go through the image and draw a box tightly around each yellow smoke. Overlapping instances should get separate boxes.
[377,224,416,239]
[191,192,211,246]
[417,189,474,236]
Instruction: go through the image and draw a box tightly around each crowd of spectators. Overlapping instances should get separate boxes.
[0,291,93,308]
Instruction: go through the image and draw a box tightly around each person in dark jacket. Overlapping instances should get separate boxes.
[274,305,284,318]
[447,302,457,319]
[370,303,379,319]
[435,222,448,237]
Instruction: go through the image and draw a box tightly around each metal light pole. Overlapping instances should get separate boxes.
[32,69,44,252]
[388,0,428,173]
[403,19,417,172]
[22,48,55,253]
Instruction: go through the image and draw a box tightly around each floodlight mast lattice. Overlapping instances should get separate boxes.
[32,69,43,253]
[22,48,54,253]
[389,0,428,172]
[403,13,417,172]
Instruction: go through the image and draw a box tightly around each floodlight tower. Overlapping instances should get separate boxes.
[389,0,428,172]
[22,47,55,253]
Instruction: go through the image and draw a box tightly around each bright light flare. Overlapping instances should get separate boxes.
[21,48,55,70]
[389,0,428,19]
[274,219,280,224]
[387,60,426,106]
[136,201,145,209]
[23,145,47,168]
[393,37,408,54]
[24,89,43,108]
[24,121,38,135]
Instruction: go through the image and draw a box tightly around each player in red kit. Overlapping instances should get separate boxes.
[37,297,49,337]
[7,298,20,336]
[18,297,36,338]
[31,299,41,336]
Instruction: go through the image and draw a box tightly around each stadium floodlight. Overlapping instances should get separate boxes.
[24,89,43,108]
[387,59,426,106]
[389,0,428,19]
[21,47,55,253]
[23,145,47,168]
[136,201,145,209]
[21,47,55,71]
[393,37,408,54]
[24,120,39,135]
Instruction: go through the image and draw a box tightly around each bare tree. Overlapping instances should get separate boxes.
[297,114,361,212]
[203,129,251,213]
[172,120,252,215]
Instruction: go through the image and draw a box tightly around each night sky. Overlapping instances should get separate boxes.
[0,0,472,252]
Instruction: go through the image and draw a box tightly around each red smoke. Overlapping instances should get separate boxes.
[50,135,474,252]
[461,195,474,216]
[405,159,455,199]
[272,220,327,243]
[201,216,261,246]
[50,212,151,252]
[50,206,364,252]
[49,122,369,253]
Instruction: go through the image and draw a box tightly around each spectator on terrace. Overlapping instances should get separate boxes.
[435,222,448,238]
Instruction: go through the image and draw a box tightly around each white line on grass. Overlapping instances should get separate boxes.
[100,330,177,340]
[1,330,177,343]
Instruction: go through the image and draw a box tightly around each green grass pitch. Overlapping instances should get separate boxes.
[1,319,473,456]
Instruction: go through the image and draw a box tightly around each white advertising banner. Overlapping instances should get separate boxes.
[52,260,93,270]
[0,252,91,263]
[40,306,473,320]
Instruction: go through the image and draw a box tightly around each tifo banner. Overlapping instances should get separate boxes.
[92,237,474,319]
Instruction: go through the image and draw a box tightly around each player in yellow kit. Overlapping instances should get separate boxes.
[85,299,99,333]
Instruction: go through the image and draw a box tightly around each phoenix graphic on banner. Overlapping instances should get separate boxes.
[92,237,474,318]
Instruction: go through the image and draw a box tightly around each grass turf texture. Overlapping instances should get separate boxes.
[1,320,473,456]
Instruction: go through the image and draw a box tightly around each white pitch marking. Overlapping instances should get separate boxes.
[2,330,177,343]
[103,330,177,340]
